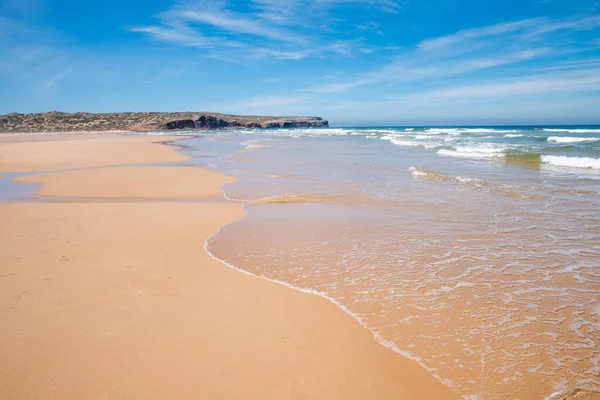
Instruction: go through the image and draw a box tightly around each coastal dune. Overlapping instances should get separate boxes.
[0,135,455,399]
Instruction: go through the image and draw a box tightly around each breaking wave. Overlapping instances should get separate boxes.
[543,128,600,133]
[541,155,600,169]
[547,136,600,144]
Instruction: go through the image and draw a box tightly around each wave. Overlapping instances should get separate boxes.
[251,193,356,204]
[381,136,437,148]
[504,134,525,138]
[409,166,448,181]
[425,128,519,134]
[389,139,452,150]
[543,128,600,133]
[437,147,547,169]
[361,129,396,134]
[547,136,600,144]
[541,155,600,170]
[409,166,483,185]
[425,128,461,134]
[279,128,350,137]
[437,146,505,159]
[455,176,484,184]
[306,128,350,136]
[504,152,543,168]
[232,140,265,155]
[388,139,423,147]
[436,148,600,170]
[460,128,518,134]
[409,166,430,178]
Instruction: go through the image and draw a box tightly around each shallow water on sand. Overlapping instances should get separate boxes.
[176,127,600,400]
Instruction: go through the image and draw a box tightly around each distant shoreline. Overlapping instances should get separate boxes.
[0,111,329,133]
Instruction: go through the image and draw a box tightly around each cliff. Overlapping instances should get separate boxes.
[0,111,329,133]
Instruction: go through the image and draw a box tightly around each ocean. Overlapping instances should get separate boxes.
[171,125,600,399]
[167,125,600,399]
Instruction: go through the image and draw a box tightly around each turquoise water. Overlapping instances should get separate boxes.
[174,125,600,400]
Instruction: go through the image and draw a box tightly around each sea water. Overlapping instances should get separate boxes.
[179,126,600,399]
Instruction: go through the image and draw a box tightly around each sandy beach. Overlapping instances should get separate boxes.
[0,134,455,399]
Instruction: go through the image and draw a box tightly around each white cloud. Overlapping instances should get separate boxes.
[418,18,541,51]
[174,9,306,43]
[307,15,600,93]
[130,24,215,47]
[249,48,320,60]
[131,0,401,59]
[400,68,600,104]
[317,68,600,123]
[528,15,600,35]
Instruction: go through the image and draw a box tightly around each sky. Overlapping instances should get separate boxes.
[1,0,600,125]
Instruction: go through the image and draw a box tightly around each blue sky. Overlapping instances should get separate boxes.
[1,0,599,125]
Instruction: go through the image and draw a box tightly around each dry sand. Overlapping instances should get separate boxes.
[0,134,456,399]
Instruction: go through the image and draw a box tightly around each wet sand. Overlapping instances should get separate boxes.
[14,166,236,199]
[0,134,455,399]
[0,134,190,172]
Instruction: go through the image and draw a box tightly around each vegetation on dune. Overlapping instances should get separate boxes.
[0,111,328,133]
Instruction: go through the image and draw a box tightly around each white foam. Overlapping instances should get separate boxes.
[547,136,600,144]
[541,155,600,169]
[308,128,350,136]
[544,128,600,133]
[277,128,350,136]
[409,166,428,177]
[390,139,423,147]
[461,128,516,133]
[203,219,447,392]
[505,134,525,138]
[455,176,483,184]
[361,129,395,134]
[438,146,505,160]
[425,128,460,134]
[379,134,406,141]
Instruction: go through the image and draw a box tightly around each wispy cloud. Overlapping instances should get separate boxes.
[131,0,400,60]
[398,68,600,104]
[306,15,600,93]
[251,0,403,24]
[173,9,306,43]
[418,18,541,51]
[130,24,217,48]
[316,67,600,123]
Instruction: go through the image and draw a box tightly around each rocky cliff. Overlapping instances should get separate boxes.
[0,111,329,133]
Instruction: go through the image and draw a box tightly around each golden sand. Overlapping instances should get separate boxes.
[14,166,236,199]
[0,134,189,172]
[0,134,455,399]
